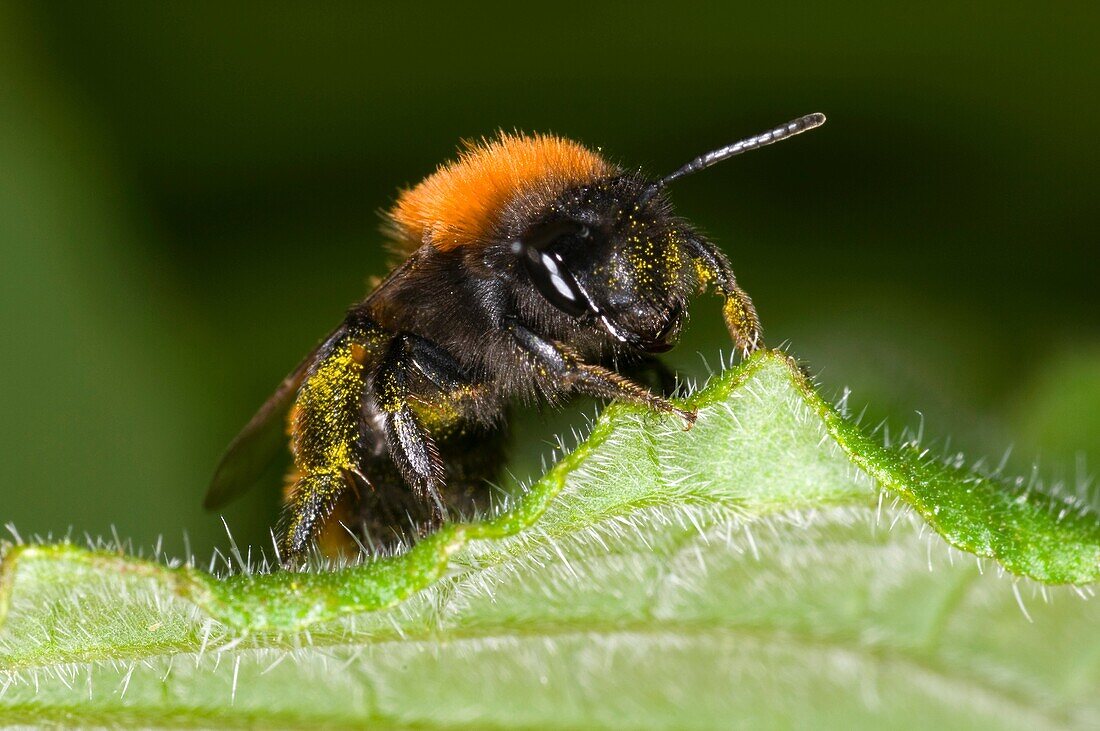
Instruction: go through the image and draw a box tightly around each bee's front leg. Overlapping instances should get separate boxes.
[684,237,763,355]
[619,354,680,397]
[506,318,696,428]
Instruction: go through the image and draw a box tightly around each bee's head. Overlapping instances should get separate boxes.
[386,115,825,352]
[503,113,825,350]
[509,177,693,352]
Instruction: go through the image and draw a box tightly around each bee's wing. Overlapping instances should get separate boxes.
[203,326,347,510]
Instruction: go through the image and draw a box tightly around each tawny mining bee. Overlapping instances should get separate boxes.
[205,113,826,564]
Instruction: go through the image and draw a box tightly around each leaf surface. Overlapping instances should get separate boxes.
[1,351,1097,728]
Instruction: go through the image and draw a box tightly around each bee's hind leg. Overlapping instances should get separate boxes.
[276,326,374,565]
[278,469,359,563]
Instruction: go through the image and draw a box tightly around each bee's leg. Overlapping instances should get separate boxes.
[506,318,696,427]
[279,470,359,562]
[404,333,469,391]
[278,330,372,563]
[684,237,763,354]
[375,335,450,530]
[619,354,679,397]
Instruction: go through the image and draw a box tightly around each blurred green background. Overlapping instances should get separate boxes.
[1,3,1097,559]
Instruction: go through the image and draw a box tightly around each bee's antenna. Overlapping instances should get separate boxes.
[642,112,826,202]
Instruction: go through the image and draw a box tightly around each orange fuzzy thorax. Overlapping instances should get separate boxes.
[387,133,614,252]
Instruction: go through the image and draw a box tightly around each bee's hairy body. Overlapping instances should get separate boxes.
[206,117,825,564]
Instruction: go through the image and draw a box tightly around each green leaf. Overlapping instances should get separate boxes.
[1,350,1098,728]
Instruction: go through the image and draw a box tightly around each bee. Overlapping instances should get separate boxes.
[205,113,826,564]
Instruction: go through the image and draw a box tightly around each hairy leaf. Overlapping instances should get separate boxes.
[1,351,1097,728]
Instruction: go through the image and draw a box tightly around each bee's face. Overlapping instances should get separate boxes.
[510,177,694,352]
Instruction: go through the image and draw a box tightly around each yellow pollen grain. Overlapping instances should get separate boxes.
[291,340,364,471]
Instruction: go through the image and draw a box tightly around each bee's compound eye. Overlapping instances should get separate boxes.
[514,219,595,318]
[521,247,590,317]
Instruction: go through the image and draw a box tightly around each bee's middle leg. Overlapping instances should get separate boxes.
[375,334,469,531]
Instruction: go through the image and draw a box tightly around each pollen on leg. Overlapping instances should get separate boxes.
[279,471,349,561]
[722,296,762,354]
